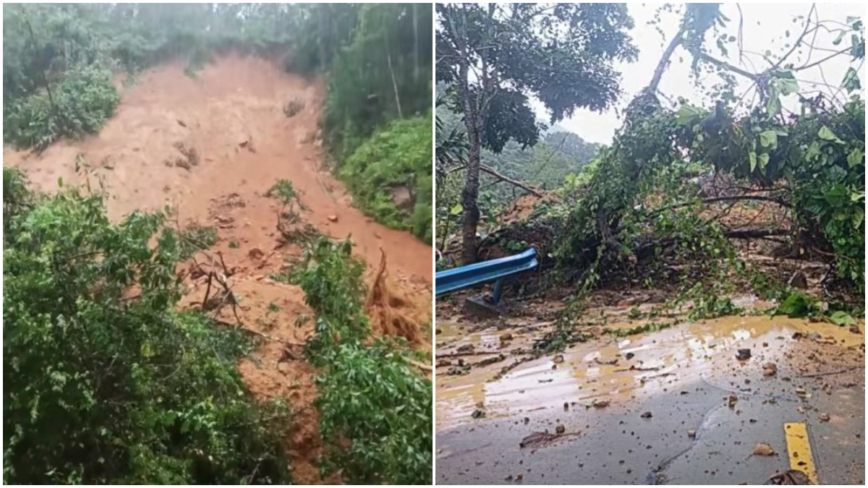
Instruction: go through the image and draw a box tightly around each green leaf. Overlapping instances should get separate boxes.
[833,31,846,45]
[758,153,770,171]
[749,151,757,172]
[842,67,861,93]
[847,148,864,168]
[828,310,856,326]
[805,141,821,160]
[57,177,63,188]
[676,105,704,126]
[759,130,778,149]
[818,126,843,144]
[449,203,463,215]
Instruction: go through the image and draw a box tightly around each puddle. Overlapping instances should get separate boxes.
[436,314,864,429]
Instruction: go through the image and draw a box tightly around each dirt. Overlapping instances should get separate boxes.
[5,54,432,484]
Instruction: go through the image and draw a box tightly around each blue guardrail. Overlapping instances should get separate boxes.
[435,248,538,303]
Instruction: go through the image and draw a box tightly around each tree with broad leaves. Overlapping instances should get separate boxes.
[436,3,638,263]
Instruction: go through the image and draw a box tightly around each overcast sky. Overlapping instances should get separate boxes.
[533,3,865,144]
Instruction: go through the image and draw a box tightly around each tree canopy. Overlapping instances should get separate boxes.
[436,3,638,262]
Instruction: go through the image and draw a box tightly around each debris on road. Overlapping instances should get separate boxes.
[753,443,775,456]
[737,348,752,360]
[641,411,653,419]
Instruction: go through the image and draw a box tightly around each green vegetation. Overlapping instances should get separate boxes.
[323,4,433,244]
[3,170,290,484]
[437,3,637,262]
[340,116,433,242]
[291,238,432,484]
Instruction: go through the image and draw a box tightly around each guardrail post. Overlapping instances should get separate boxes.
[491,278,504,304]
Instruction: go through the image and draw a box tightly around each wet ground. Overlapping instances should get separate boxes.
[436,306,865,485]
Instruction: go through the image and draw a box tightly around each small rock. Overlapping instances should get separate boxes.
[797,406,805,414]
[516,474,523,482]
[456,344,474,354]
[177,119,187,127]
[788,270,808,289]
[553,354,564,364]
[500,333,514,342]
[248,248,265,260]
[592,399,610,408]
[471,409,485,419]
[435,328,442,335]
[436,359,452,367]
[728,393,738,408]
[641,411,653,419]
[687,430,696,438]
[752,443,775,456]
[555,424,565,435]
[795,387,810,399]
[762,362,777,376]
[819,412,830,422]
[327,215,338,223]
[736,348,751,360]
[849,325,861,335]
[625,352,635,360]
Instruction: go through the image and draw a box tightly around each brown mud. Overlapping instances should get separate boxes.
[5,54,432,484]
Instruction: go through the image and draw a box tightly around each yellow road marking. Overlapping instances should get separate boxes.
[784,422,818,484]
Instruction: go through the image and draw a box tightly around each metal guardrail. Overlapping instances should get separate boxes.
[435,248,538,303]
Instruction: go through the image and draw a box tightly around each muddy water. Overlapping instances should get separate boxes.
[437,314,864,430]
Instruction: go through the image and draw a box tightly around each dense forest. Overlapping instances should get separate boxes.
[4,4,432,485]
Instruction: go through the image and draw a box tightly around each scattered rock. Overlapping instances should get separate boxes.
[766,470,811,485]
[849,325,861,334]
[640,411,653,419]
[753,443,775,456]
[390,185,413,211]
[795,387,811,399]
[515,474,523,482]
[248,248,265,260]
[471,409,485,419]
[819,412,830,422]
[555,424,565,435]
[553,354,564,364]
[625,352,635,360]
[736,348,751,360]
[177,119,187,127]
[788,270,808,289]
[500,332,514,342]
[436,359,452,368]
[456,344,475,354]
[327,215,338,223]
[592,399,610,408]
[687,429,696,439]
[728,393,738,408]
[762,362,777,377]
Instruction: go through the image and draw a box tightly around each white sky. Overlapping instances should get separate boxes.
[533,3,866,144]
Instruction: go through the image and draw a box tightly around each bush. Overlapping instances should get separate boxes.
[339,116,433,243]
[2,176,290,484]
[3,66,119,150]
[291,238,432,484]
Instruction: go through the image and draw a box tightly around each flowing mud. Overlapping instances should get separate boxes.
[436,300,864,485]
[5,54,432,483]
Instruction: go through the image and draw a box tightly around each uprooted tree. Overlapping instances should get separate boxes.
[436,3,638,263]
[550,3,864,319]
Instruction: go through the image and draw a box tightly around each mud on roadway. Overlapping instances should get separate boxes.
[4,55,433,484]
[435,292,864,485]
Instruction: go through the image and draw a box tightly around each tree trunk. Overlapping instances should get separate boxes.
[461,122,482,264]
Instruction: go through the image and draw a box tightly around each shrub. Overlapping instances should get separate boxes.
[3,66,120,150]
[291,238,432,484]
[339,116,433,243]
[2,176,290,484]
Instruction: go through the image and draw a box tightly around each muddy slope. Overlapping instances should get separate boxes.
[5,54,433,483]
